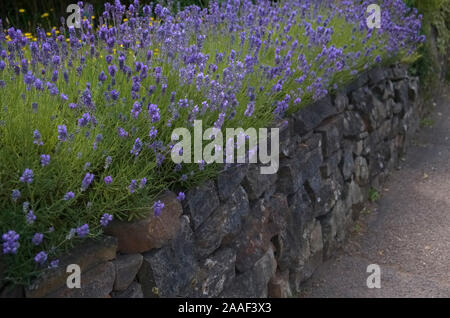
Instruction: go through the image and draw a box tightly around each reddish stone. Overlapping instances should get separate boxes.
[105,191,182,253]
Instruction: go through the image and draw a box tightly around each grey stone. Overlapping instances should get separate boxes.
[199,248,236,297]
[276,155,304,195]
[293,95,337,135]
[343,111,366,138]
[408,77,419,102]
[334,91,349,113]
[268,270,292,298]
[346,179,364,207]
[138,216,200,298]
[195,186,249,257]
[0,284,25,298]
[111,281,144,298]
[378,119,393,140]
[274,186,315,272]
[221,245,277,298]
[234,195,283,272]
[368,66,387,85]
[242,164,277,200]
[185,180,220,230]
[321,149,342,178]
[315,115,344,158]
[289,220,323,292]
[217,164,248,201]
[26,236,118,298]
[391,64,408,80]
[345,71,369,94]
[301,147,324,182]
[113,254,143,291]
[394,80,409,105]
[383,80,395,101]
[351,86,372,108]
[354,156,370,185]
[353,140,364,156]
[319,199,348,259]
[341,142,355,180]
[48,262,116,298]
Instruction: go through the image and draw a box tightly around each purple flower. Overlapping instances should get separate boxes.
[104,176,113,184]
[40,154,50,167]
[49,259,59,269]
[244,102,255,117]
[153,200,164,217]
[26,210,36,224]
[128,179,137,193]
[131,101,142,119]
[77,113,91,127]
[117,127,129,138]
[130,138,143,157]
[148,104,160,123]
[110,89,119,101]
[33,129,43,145]
[149,127,157,139]
[32,233,44,246]
[139,177,147,189]
[81,173,94,191]
[98,71,107,82]
[76,224,89,238]
[176,192,185,201]
[34,251,48,265]
[2,230,20,254]
[57,125,68,142]
[100,213,113,227]
[60,93,68,101]
[19,168,33,183]
[108,65,117,77]
[11,189,21,202]
[52,55,61,66]
[64,191,75,200]
[105,156,112,168]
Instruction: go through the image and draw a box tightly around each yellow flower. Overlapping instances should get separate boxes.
[46,32,51,37]
[123,18,128,22]
[41,13,49,18]
[19,9,26,13]
[24,33,32,37]
[91,16,95,19]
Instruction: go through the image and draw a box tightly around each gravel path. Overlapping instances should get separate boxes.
[301,88,450,298]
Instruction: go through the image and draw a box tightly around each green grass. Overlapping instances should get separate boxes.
[369,188,380,203]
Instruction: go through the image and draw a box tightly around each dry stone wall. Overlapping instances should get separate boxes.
[1,63,422,298]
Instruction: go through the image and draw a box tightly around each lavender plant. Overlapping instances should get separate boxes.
[0,0,423,284]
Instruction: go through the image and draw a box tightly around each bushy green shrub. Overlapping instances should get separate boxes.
[405,0,450,89]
